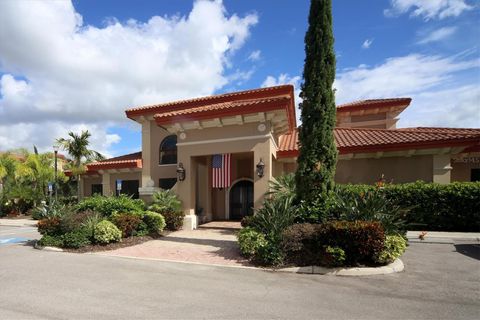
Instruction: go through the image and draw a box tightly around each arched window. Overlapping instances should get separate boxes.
[159,135,177,165]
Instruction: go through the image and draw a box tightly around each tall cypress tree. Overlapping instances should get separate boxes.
[295,0,337,211]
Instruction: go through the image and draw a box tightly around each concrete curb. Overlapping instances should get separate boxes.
[33,241,64,252]
[276,259,404,276]
[93,252,404,276]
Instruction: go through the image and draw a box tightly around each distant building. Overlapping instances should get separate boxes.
[79,85,480,229]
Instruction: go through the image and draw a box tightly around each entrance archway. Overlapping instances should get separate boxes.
[228,179,253,220]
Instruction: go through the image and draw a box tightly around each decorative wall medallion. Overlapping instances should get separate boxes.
[179,132,187,140]
[257,123,266,132]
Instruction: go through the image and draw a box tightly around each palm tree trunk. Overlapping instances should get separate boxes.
[77,174,81,200]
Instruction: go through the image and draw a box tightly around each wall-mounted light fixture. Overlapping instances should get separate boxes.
[256,159,265,178]
[177,162,186,181]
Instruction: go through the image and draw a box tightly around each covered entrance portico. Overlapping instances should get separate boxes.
[124,85,297,229]
[192,152,255,223]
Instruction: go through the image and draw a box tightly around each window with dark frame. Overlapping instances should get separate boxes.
[159,135,177,165]
[159,178,177,190]
[91,184,103,196]
[471,169,480,182]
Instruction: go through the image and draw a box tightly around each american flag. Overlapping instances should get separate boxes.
[212,154,231,188]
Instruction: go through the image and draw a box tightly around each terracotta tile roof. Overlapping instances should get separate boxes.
[86,152,142,171]
[399,127,480,135]
[277,127,480,157]
[154,95,290,122]
[126,85,293,115]
[125,85,297,131]
[336,98,411,113]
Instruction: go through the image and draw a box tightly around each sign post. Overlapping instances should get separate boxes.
[116,179,122,197]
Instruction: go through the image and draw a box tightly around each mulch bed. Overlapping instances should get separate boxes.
[62,234,164,253]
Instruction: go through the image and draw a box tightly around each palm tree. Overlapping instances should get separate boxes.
[56,130,104,198]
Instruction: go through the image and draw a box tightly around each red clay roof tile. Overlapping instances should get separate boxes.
[277,127,480,157]
[336,98,412,113]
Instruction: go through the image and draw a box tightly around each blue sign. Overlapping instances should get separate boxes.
[48,182,53,193]
[116,179,122,191]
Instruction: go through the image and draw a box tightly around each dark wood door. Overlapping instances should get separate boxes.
[229,180,253,220]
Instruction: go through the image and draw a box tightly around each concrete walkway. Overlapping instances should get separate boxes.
[97,221,252,267]
[0,218,38,227]
[407,231,480,243]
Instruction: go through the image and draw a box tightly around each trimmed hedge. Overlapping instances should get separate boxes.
[282,221,385,267]
[335,182,480,232]
[76,195,145,217]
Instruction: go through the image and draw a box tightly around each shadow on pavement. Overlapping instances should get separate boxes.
[454,244,480,260]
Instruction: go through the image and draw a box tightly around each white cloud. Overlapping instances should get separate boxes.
[0,0,258,155]
[385,0,473,20]
[335,53,480,127]
[362,39,374,49]
[417,26,458,44]
[261,74,302,124]
[248,50,261,61]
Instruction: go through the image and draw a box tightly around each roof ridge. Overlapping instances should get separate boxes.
[97,151,142,163]
[337,97,411,108]
[126,85,293,112]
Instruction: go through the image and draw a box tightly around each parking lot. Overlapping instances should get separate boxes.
[0,224,478,320]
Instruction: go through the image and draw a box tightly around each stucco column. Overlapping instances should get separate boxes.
[253,138,272,209]
[141,120,153,188]
[176,148,197,229]
[205,156,212,221]
[102,172,111,196]
[433,154,452,184]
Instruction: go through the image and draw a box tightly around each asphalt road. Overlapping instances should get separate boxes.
[0,226,479,320]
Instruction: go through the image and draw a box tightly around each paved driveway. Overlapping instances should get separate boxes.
[0,239,479,319]
[98,221,251,267]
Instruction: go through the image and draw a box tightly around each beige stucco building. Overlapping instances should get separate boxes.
[80,85,480,229]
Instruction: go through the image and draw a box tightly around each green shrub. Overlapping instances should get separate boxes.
[93,220,122,244]
[376,235,407,265]
[330,187,408,235]
[37,234,63,247]
[59,209,97,234]
[143,211,166,235]
[255,236,285,266]
[76,195,145,217]
[323,246,346,267]
[31,201,67,220]
[249,196,298,241]
[240,215,254,228]
[319,220,385,266]
[148,190,184,230]
[61,228,91,248]
[111,212,144,237]
[282,221,385,267]
[335,182,480,232]
[237,227,268,258]
[82,212,102,239]
[37,217,62,236]
[281,223,320,266]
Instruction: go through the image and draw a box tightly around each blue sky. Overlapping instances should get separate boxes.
[0,0,478,157]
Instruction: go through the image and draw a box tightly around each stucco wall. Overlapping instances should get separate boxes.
[451,161,480,182]
[82,176,102,197]
[335,155,434,184]
[275,154,436,184]
[107,172,142,195]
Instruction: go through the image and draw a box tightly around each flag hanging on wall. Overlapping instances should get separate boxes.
[212,154,231,189]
